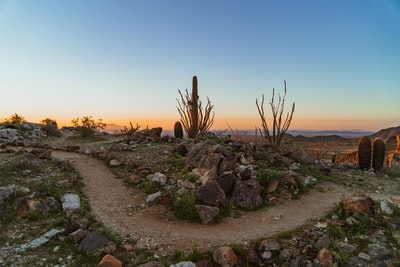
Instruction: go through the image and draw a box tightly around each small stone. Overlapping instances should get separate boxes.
[212,246,238,267]
[16,203,29,218]
[261,251,272,260]
[61,193,81,212]
[180,180,196,190]
[280,248,292,259]
[316,247,333,267]
[79,232,116,255]
[357,252,371,261]
[98,254,122,267]
[129,174,142,184]
[266,179,280,194]
[147,172,167,185]
[71,229,90,244]
[110,159,122,167]
[146,191,162,203]
[195,204,220,224]
[169,261,196,267]
[259,239,281,251]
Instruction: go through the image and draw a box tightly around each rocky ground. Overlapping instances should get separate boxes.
[1,123,400,266]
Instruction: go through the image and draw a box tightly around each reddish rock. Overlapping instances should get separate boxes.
[16,203,29,218]
[98,254,122,267]
[213,246,239,267]
[316,247,333,267]
[128,174,141,184]
[266,179,280,194]
[344,193,374,214]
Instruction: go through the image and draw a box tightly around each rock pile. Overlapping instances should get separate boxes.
[0,122,47,147]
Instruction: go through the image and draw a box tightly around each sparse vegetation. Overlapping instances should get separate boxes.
[170,191,200,222]
[40,118,61,137]
[120,121,141,143]
[5,113,26,125]
[176,76,215,138]
[71,116,106,137]
[256,80,295,147]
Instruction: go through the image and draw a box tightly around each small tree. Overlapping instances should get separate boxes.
[176,76,215,138]
[41,118,61,137]
[71,116,106,137]
[256,80,295,146]
[5,113,25,125]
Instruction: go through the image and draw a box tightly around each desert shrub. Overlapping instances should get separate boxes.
[71,116,106,137]
[256,168,284,186]
[256,80,295,147]
[120,122,141,143]
[41,118,61,137]
[170,191,200,221]
[5,113,26,125]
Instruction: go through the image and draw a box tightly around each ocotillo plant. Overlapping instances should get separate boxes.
[358,136,371,170]
[174,121,183,138]
[176,76,215,138]
[256,80,295,147]
[372,138,385,171]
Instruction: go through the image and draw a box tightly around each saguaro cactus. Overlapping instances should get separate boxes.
[358,136,371,170]
[176,76,214,138]
[174,121,183,138]
[372,138,385,171]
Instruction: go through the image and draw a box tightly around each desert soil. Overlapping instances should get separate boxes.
[47,133,399,255]
[51,149,346,254]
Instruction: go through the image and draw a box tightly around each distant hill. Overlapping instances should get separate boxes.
[369,125,400,141]
[287,129,374,138]
[286,134,352,143]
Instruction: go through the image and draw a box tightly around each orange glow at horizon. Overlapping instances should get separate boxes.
[28,115,394,132]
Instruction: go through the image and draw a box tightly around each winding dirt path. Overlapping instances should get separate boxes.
[52,150,346,253]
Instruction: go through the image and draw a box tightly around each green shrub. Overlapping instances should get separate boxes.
[256,168,284,186]
[170,191,199,221]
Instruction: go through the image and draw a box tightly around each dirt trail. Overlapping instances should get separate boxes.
[52,150,350,253]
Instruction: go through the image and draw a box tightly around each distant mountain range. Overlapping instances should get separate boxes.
[287,129,374,138]
[105,123,400,142]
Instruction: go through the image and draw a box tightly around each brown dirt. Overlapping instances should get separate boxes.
[52,150,346,254]
[48,132,400,255]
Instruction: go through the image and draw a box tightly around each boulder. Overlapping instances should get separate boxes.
[196,181,226,206]
[216,173,236,196]
[79,232,116,255]
[231,179,263,209]
[344,193,374,215]
[195,204,220,224]
[219,154,238,173]
[187,142,223,184]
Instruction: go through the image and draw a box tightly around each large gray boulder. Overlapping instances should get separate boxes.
[231,179,263,209]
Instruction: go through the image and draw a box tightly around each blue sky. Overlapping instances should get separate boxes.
[0,0,399,130]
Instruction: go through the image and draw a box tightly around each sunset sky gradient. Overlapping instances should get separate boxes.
[1,0,399,131]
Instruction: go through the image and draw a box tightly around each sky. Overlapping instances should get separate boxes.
[0,0,399,131]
